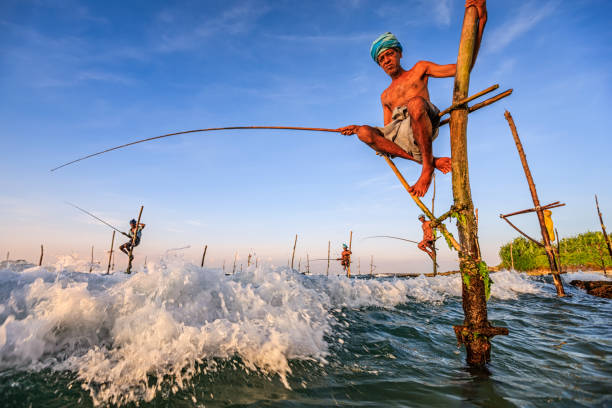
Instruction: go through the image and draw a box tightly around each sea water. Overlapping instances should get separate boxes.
[0,255,610,407]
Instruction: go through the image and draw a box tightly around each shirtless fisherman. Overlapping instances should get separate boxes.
[417,215,435,261]
[119,219,146,260]
[339,243,352,272]
[339,0,487,197]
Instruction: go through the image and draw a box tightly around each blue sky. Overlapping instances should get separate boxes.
[1,0,611,273]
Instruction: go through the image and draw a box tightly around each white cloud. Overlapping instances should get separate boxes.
[486,1,557,53]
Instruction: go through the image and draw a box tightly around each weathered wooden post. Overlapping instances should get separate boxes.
[247,253,252,267]
[370,255,374,277]
[223,259,226,274]
[504,112,565,296]
[327,240,331,276]
[306,253,310,274]
[126,206,144,274]
[347,231,353,278]
[89,245,94,273]
[107,231,115,274]
[298,258,301,273]
[201,244,208,267]
[38,245,44,266]
[450,3,507,366]
[432,174,438,276]
[595,195,612,258]
[232,252,237,274]
[291,234,298,270]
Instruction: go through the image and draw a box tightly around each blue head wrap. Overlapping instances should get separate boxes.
[370,32,402,63]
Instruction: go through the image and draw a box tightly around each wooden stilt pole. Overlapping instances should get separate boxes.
[126,206,144,274]
[111,251,115,271]
[89,245,94,273]
[510,241,514,271]
[504,111,565,296]
[370,255,374,277]
[6,251,9,262]
[247,253,252,267]
[38,245,44,266]
[201,244,208,267]
[232,252,237,274]
[450,4,507,366]
[358,257,361,275]
[107,231,115,274]
[298,258,301,273]
[306,253,310,275]
[432,174,438,276]
[347,231,353,278]
[595,195,612,258]
[291,234,298,270]
[327,240,330,276]
[223,259,226,274]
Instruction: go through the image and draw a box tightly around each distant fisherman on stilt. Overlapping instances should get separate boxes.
[339,243,352,272]
[338,0,487,197]
[120,219,145,260]
[417,215,435,261]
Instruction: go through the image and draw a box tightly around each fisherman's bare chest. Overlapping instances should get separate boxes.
[381,71,430,108]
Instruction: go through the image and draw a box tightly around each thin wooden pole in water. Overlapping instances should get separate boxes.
[247,253,252,267]
[290,234,298,270]
[504,111,565,296]
[347,231,353,278]
[223,259,226,274]
[89,245,94,273]
[306,253,310,275]
[431,174,437,276]
[126,206,144,274]
[370,255,374,277]
[327,241,330,276]
[298,258,301,273]
[232,252,237,274]
[107,231,115,274]
[450,4,508,366]
[595,195,612,258]
[38,245,44,266]
[201,245,208,267]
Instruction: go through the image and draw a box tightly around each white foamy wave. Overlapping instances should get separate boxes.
[561,271,612,282]
[0,257,542,405]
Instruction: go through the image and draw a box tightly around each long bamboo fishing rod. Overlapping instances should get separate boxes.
[51,85,508,172]
[51,126,340,171]
[363,235,420,245]
[66,202,126,235]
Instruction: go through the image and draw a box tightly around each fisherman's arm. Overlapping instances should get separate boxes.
[139,223,146,229]
[419,61,456,78]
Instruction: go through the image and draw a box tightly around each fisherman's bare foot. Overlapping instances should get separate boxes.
[434,157,452,174]
[409,167,434,197]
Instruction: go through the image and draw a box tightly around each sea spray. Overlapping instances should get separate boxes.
[0,256,545,406]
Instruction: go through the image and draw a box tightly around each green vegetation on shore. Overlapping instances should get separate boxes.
[499,232,612,271]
